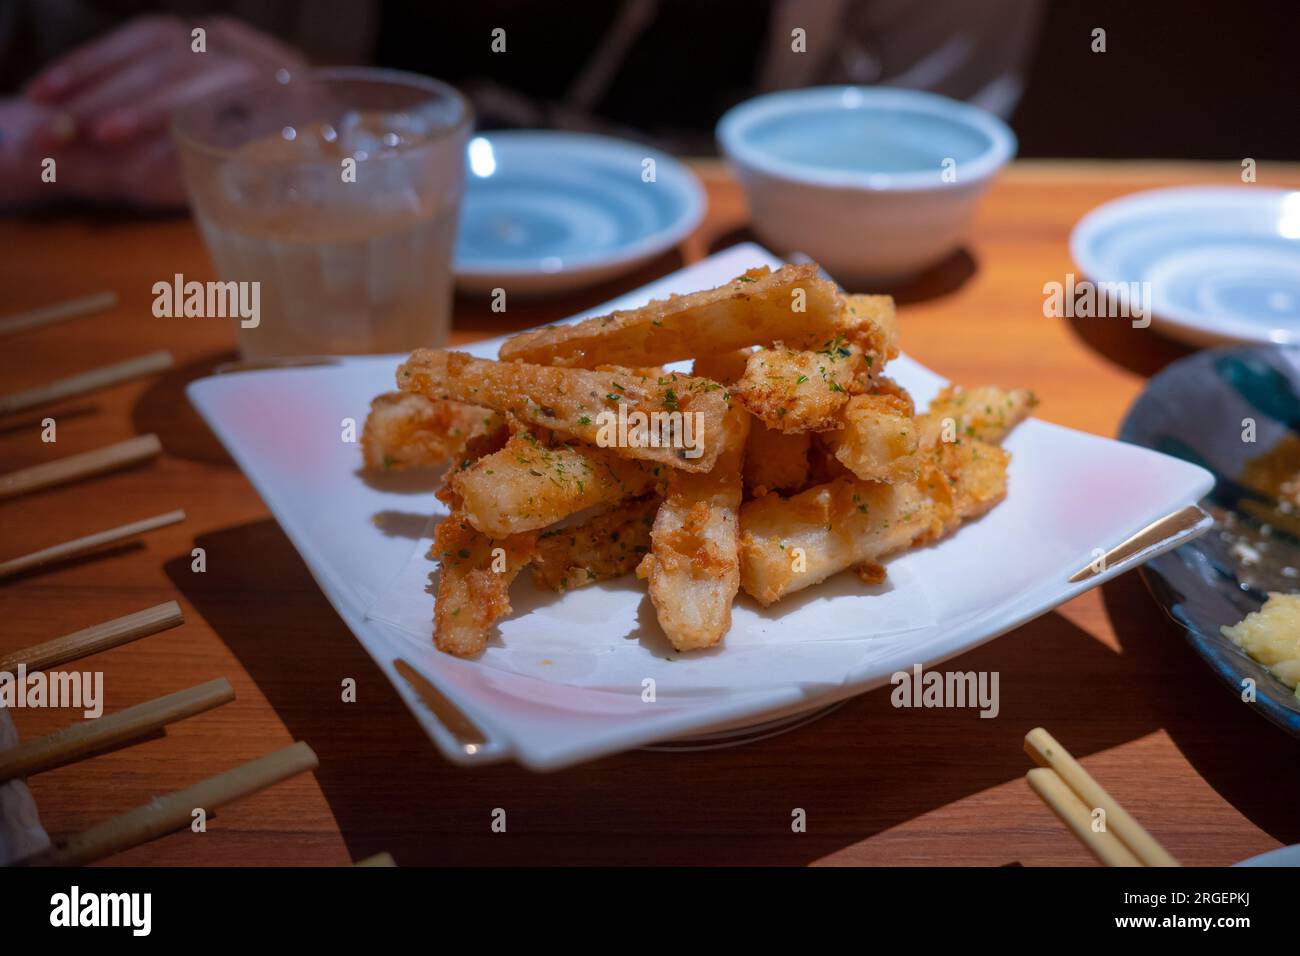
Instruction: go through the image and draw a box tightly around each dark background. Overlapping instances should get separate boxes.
[2,0,1296,159]
[377,0,1300,160]
[1012,0,1297,159]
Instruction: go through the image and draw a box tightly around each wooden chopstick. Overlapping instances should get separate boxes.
[0,291,117,338]
[0,434,162,500]
[25,741,319,866]
[1025,727,1181,867]
[0,350,173,416]
[0,508,185,580]
[1026,768,1142,867]
[0,601,184,672]
[0,678,234,783]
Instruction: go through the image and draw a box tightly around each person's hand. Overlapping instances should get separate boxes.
[27,15,305,147]
[8,15,306,208]
[0,97,191,208]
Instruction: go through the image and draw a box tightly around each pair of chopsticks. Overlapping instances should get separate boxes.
[0,435,181,580]
[0,601,184,672]
[0,509,185,581]
[0,433,162,499]
[0,291,117,338]
[1024,727,1180,867]
[0,294,325,866]
[0,289,167,416]
[0,296,178,580]
[2,604,320,866]
[0,350,174,417]
[24,741,319,866]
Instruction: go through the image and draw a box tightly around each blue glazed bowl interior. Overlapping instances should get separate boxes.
[744,107,994,176]
[718,87,1016,189]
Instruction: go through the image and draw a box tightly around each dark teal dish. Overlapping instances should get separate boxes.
[1120,347,1300,739]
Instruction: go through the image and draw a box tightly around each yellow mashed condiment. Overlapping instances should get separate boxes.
[1221,593,1300,690]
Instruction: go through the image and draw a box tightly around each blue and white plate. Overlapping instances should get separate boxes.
[454,131,705,295]
[1236,844,1300,866]
[1121,346,1300,740]
[1071,187,1300,347]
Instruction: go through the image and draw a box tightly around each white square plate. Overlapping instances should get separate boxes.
[188,244,1215,770]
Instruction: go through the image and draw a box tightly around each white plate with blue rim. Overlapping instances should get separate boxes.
[1070,186,1300,347]
[454,130,705,296]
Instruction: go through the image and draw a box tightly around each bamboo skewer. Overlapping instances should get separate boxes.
[0,291,117,337]
[1026,768,1142,867]
[0,509,185,580]
[1025,727,1181,867]
[26,741,319,866]
[0,601,183,672]
[355,852,396,867]
[0,434,162,499]
[0,678,233,783]
[0,350,173,416]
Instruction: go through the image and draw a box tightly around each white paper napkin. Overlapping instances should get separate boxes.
[0,708,51,865]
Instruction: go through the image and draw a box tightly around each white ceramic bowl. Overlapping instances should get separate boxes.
[717,86,1016,285]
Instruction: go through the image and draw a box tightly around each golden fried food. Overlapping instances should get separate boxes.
[498,265,843,368]
[430,513,537,657]
[449,427,657,537]
[397,349,731,473]
[637,404,750,650]
[732,337,865,432]
[738,476,937,606]
[738,434,1010,606]
[531,494,660,592]
[364,263,1035,658]
[821,391,922,483]
[744,423,811,495]
[841,293,899,361]
[921,385,1038,446]
[361,392,502,472]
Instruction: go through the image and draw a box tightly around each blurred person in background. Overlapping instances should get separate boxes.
[0,0,1043,209]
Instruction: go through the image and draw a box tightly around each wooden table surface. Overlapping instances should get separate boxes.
[3,160,1299,867]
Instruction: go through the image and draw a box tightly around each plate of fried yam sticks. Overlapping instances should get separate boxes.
[191,244,1215,768]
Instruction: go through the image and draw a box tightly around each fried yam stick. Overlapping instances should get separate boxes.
[361,392,502,472]
[531,494,660,592]
[821,391,922,483]
[738,435,1013,606]
[733,337,865,432]
[738,476,939,606]
[637,405,750,650]
[841,293,899,361]
[921,385,1038,445]
[430,513,537,657]
[398,350,730,473]
[744,423,811,496]
[449,429,658,537]
[498,265,843,368]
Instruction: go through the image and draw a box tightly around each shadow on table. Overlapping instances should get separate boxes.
[1064,313,1194,380]
[132,350,238,464]
[0,404,99,438]
[165,516,1241,866]
[1101,571,1300,845]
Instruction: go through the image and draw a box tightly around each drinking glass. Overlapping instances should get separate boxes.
[173,67,472,358]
